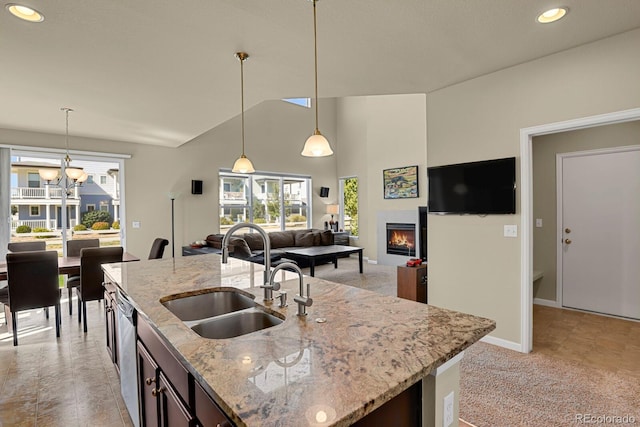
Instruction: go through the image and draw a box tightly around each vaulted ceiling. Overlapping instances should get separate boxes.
[2,0,639,147]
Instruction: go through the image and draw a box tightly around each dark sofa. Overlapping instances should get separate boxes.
[206,229,335,267]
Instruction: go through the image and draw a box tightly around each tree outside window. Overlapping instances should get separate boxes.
[342,177,358,236]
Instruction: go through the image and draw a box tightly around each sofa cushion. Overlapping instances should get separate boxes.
[294,231,318,247]
[243,233,264,251]
[268,231,296,249]
[205,234,224,249]
[228,237,252,258]
[319,230,334,246]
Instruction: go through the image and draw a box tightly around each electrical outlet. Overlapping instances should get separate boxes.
[503,225,518,237]
[132,221,141,229]
[536,218,543,228]
[443,391,454,427]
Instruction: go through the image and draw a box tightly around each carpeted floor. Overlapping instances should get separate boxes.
[460,342,640,426]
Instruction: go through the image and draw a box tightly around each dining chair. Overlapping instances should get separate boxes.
[66,238,100,316]
[77,246,123,332]
[0,283,8,326]
[148,238,169,260]
[7,241,46,252]
[7,240,51,319]
[6,250,61,346]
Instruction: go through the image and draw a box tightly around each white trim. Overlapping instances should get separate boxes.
[533,298,560,308]
[556,154,564,306]
[480,335,522,352]
[519,107,640,354]
[3,144,131,159]
[429,351,465,377]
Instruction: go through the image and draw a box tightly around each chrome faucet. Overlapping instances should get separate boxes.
[268,262,313,317]
[221,222,279,301]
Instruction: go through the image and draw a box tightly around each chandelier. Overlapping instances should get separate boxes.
[38,107,88,193]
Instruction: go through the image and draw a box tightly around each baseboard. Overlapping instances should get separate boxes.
[533,298,560,308]
[480,335,523,352]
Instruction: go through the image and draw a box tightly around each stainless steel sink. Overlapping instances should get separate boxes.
[161,289,255,321]
[190,309,284,339]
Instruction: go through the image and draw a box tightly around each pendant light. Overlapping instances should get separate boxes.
[301,0,334,157]
[232,52,255,174]
[38,107,88,186]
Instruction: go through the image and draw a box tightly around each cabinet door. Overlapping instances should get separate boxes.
[157,372,194,427]
[194,381,233,427]
[104,289,118,367]
[138,341,160,427]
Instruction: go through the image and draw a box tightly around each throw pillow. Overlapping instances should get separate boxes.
[319,230,334,245]
[228,237,252,258]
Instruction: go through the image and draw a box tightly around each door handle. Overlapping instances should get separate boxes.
[564,239,572,244]
[565,228,571,233]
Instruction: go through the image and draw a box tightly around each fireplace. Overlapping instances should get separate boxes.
[386,223,416,256]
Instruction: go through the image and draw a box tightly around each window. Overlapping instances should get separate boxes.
[86,204,95,212]
[100,202,109,212]
[100,175,107,184]
[29,205,40,216]
[282,98,311,108]
[340,177,358,236]
[219,171,311,232]
[28,172,40,188]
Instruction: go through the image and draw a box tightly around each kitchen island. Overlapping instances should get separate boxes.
[103,254,495,426]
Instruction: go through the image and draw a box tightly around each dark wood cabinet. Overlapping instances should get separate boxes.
[157,372,194,427]
[104,283,119,371]
[138,341,160,427]
[194,382,233,427]
[137,315,233,427]
[397,264,428,303]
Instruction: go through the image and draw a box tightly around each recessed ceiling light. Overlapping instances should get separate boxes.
[6,3,44,22]
[537,7,568,24]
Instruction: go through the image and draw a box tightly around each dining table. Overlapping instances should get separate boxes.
[0,251,140,281]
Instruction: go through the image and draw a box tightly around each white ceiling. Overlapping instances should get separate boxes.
[2,0,639,147]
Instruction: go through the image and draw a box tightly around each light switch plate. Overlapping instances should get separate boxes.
[504,225,517,237]
[536,218,543,228]
[132,221,141,229]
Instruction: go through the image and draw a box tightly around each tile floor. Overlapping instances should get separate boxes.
[1,282,638,426]
[0,296,133,427]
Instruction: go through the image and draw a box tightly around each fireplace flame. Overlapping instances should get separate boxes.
[389,231,414,249]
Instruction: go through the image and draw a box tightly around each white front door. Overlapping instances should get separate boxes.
[559,146,640,319]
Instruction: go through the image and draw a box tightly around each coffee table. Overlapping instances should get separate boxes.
[283,245,363,277]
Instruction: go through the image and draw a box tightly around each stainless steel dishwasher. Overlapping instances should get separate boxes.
[116,289,140,427]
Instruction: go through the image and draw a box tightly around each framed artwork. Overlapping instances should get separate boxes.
[383,165,419,199]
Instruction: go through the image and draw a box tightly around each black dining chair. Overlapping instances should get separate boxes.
[66,238,100,315]
[148,238,169,260]
[7,240,52,319]
[8,241,46,252]
[77,246,123,332]
[6,250,61,346]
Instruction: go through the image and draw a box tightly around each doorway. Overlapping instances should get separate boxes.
[520,107,640,353]
[558,146,640,319]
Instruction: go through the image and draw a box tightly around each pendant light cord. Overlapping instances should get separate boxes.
[61,107,73,164]
[240,56,246,156]
[313,0,319,132]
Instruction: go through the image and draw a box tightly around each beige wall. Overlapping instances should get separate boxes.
[336,94,427,260]
[1,98,337,259]
[426,28,640,345]
[532,121,640,302]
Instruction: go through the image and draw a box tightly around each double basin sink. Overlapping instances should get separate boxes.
[160,289,284,339]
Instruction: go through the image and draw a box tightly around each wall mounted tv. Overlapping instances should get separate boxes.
[427,157,516,215]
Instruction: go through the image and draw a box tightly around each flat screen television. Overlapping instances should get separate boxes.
[427,157,516,215]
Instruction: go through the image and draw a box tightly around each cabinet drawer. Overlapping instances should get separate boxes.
[194,381,233,427]
[138,316,190,401]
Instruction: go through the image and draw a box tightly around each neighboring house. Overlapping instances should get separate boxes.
[10,157,120,232]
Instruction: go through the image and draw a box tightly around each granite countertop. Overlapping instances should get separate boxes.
[103,254,495,427]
